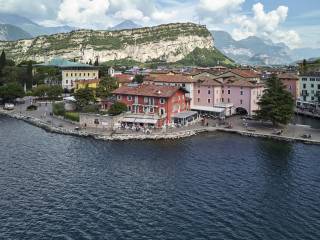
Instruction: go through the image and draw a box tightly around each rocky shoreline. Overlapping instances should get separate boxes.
[1,110,320,145]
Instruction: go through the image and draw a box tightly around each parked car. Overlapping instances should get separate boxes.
[4,103,15,110]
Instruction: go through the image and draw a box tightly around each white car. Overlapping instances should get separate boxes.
[4,103,15,110]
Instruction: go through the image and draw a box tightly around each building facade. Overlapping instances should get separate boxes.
[298,73,320,109]
[278,73,300,100]
[112,84,191,128]
[62,68,99,90]
[192,77,264,116]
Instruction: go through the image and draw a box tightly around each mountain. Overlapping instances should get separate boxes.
[0,12,74,37]
[212,30,292,65]
[0,23,231,66]
[0,24,32,41]
[110,20,141,31]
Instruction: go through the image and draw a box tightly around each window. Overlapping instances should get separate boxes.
[66,80,68,84]
[208,99,211,103]
[117,95,122,100]
[302,78,307,81]
[240,91,243,95]
[75,73,77,77]
[208,90,211,94]
[222,90,224,94]
[198,90,200,94]
[228,98,230,103]
[318,84,320,90]
[94,119,99,125]
[310,78,316,81]
[160,108,165,115]
[93,73,96,77]
[128,106,132,111]
[228,90,231,94]
[88,73,90,76]
[240,99,243,104]
[71,73,73,77]
[160,98,165,104]
[144,97,148,103]
[311,97,315,101]
[221,98,224,103]
[79,73,81,77]
[289,85,292,90]
[197,98,200,103]
[182,83,186,87]
[150,108,154,113]
[66,73,68,77]
[311,84,314,88]
[303,84,306,89]
[127,96,132,101]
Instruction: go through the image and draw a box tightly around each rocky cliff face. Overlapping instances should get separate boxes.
[0,23,214,63]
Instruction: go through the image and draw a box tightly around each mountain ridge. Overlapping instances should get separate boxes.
[0,22,231,66]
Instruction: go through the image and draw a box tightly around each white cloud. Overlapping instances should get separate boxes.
[229,3,301,48]
[114,9,150,22]
[0,0,60,20]
[197,0,245,23]
[57,0,110,28]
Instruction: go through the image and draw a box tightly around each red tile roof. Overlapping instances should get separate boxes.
[278,73,299,80]
[145,74,197,83]
[113,84,188,98]
[115,74,134,83]
[196,77,264,88]
[230,69,260,78]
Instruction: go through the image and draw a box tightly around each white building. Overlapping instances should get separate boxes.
[297,73,320,109]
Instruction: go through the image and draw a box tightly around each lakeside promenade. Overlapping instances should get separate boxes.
[1,101,320,144]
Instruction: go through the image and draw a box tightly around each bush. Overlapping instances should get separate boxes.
[52,102,65,116]
[64,112,79,122]
[108,102,127,116]
[26,105,38,111]
[82,104,100,113]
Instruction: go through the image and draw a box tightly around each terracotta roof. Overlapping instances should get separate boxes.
[113,84,188,98]
[224,78,264,88]
[115,74,134,83]
[196,76,264,88]
[278,73,299,80]
[75,79,100,84]
[230,69,260,78]
[145,74,197,83]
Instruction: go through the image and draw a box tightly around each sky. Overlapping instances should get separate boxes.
[0,0,319,49]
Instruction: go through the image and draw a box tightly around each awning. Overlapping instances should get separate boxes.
[192,105,225,113]
[121,117,158,124]
[172,111,198,119]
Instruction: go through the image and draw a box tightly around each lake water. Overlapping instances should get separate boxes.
[0,116,319,240]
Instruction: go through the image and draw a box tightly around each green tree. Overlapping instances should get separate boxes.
[32,84,49,98]
[133,74,144,84]
[255,75,294,126]
[47,85,63,100]
[74,88,95,109]
[108,101,127,115]
[96,76,118,98]
[0,82,24,102]
[94,58,99,66]
[0,50,6,70]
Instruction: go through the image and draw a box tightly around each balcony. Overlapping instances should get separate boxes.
[301,90,309,97]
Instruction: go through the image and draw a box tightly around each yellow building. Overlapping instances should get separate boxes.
[75,79,100,91]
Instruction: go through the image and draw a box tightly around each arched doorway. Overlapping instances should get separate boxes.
[236,107,248,115]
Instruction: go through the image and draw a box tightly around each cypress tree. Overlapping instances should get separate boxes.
[255,75,294,126]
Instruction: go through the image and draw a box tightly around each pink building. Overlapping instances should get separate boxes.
[192,77,265,116]
[278,73,299,100]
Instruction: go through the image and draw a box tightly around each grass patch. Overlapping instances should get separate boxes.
[64,112,80,122]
